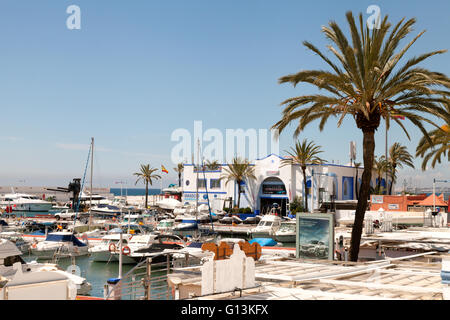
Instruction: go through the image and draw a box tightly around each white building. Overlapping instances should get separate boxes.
[182,154,384,216]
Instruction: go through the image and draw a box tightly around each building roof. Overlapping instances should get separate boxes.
[417,194,448,207]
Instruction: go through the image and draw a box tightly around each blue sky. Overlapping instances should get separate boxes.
[0,0,448,189]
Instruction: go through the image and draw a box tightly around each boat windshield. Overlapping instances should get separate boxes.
[279,223,296,232]
[258,221,273,227]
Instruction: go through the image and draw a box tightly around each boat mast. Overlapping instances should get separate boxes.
[196,138,200,215]
[89,137,94,230]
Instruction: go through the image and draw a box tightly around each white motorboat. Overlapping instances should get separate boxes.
[157,198,183,211]
[89,234,132,262]
[30,232,89,260]
[90,204,122,216]
[109,233,160,264]
[0,193,53,212]
[0,239,91,297]
[248,214,282,239]
[274,220,297,243]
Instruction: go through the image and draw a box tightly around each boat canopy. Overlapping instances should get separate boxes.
[0,239,22,259]
[45,233,87,247]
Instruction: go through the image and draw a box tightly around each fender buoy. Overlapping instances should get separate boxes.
[122,246,131,256]
[109,243,116,252]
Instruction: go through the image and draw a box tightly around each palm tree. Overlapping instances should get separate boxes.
[416,104,450,170]
[373,156,389,195]
[205,160,221,170]
[220,157,256,209]
[133,164,161,209]
[354,162,362,200]
[281,139,326,212]
[173,163,184,187]
[388,143,415,194]
[272,12,450,261]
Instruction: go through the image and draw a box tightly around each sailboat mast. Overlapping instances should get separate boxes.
[196,138,200,214]
[89,137,94,229]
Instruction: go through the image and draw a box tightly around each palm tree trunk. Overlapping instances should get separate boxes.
[388,165,396,195]
[302,167,308,212]
[349,129,375,262]
[237,182,242,209]
[145,180,149,209]
[178,172,182,187]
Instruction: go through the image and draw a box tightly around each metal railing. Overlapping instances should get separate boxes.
[104,253,175,300]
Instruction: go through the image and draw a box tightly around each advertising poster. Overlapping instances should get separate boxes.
[296,213,334,260]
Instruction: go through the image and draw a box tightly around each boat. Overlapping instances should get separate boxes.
[123,234,213,266]
[248,214,282,239]
[89,234,133,262]
[274,220,297,243]
[108,233,160,264]
[0,231,31,253]
[0,239,91,297]
[90,204,122,216]
[0,193,53,212]
[30,232,89,260]
[156,219,175,233]
[156,198,183,211]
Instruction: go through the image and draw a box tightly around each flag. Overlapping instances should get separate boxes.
[392,114,405,120]
[161,165,168,174]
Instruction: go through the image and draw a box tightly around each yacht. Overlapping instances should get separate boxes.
[0,239,91,297]
[90,204,122,216]
[108,233,160,264]
[30,232,89,260]
[248,214,282,239]
[89,234,132,262]
[0,193,53,212]
[274,220,297,243]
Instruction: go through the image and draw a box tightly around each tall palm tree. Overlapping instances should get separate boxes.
[220,157,256,209]
[354,162,361,200]
[281,139,326,212]
[373,156,389,195]
[173,163,184,187]
[388,143,415,194]
[272,12,450,261]
[133,164,161,209]
[416,104,450,170]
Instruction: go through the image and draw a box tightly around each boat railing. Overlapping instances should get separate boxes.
[104,252,181,300]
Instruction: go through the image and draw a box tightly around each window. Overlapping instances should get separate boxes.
[210,179,221,189]
[197,179,206,189]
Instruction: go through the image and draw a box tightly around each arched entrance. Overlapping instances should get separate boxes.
[258,177,289,216]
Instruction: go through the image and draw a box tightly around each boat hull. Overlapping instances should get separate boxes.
[12,203,53,212]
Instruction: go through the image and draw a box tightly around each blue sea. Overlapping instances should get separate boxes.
[110,188,161,196]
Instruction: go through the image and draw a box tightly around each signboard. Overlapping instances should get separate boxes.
[265,170,280,176]
[388,204,399,210]
[262,184,286,195]
[183,192,198,202]
[296,213,334,260]
[371,195,383,204]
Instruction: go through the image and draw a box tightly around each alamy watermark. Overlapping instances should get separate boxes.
[66,5,81,30]
[366,5,381,30]
[171,121,279,164]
